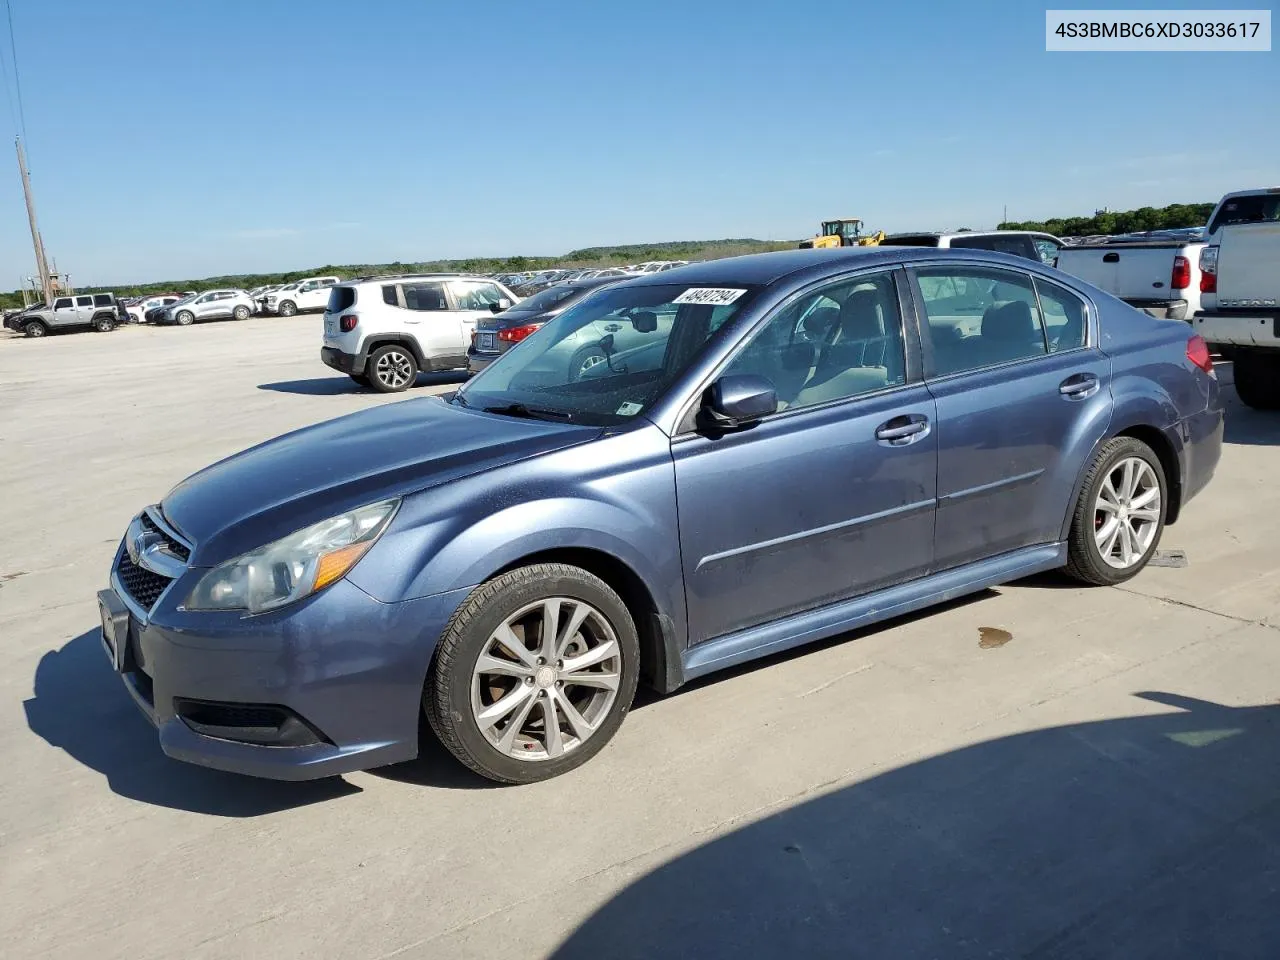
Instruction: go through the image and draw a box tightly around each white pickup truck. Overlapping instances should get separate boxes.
[1055,234,1204,321]
[1192,187,1280,410]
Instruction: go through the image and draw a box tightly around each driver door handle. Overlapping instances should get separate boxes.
[875,413,930,446]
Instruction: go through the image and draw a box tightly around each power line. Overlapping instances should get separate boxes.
[4,0,25,140]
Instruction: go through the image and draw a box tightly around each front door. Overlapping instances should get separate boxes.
[50,297,78,328]
[673,268,938,644]
[399,281,457,365]
[909,262,1112,571]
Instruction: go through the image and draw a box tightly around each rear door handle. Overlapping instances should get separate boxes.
[875,414,930,446]
[1059,373,1100,400]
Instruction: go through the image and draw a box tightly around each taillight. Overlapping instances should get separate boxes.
[498,323,544,343]
[339,314,357,332]
[1186,334,1213,374]
[1199,245,1218,293]
[1170,255,1191,291]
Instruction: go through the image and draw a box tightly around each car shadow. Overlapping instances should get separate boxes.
[23,630,361,816]
[258,371,470,396]
[553,692,1280,959]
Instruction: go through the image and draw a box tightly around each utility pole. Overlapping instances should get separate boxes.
[16,136,53,305]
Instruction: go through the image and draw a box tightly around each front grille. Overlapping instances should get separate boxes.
[115,552,173,609]
[140,511,190,561]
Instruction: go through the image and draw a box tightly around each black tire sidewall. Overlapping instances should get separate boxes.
[1233,355,1280,410]
[368,345,418,393]
[429,565,641,784]
[1071,438,1166,585]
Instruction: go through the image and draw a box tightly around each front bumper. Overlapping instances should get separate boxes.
[322,345,362,375]
[1191,311,1280,351]
[100,560,472,780]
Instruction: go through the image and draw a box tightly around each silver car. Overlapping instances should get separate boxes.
[159,290,257,326]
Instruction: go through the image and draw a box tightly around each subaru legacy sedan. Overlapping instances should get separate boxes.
[98,248,1223,784]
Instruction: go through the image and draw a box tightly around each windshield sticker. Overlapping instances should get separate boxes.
[616,401,643,417]
[672,287,747,306]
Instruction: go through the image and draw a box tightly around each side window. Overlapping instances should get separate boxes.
[403,282,447,312]
[1033,237,1061,266]
[719,271,906,412]
[914,266,1048,376]
[1034,278,1087,352]
[382,285,399,307]
[453,282,506,310]
[54,297,73,309]
[94,294,113,307]
[76,296,93,307]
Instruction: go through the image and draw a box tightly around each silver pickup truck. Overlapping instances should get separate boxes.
[3,292,124,338]
[1192,187,1280,410]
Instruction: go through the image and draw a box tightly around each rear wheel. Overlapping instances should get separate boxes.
[232,305,250,321]
[278,300,297,317]
[1232,354,1280,410]
[1064,436,1166,585]
[93,314,115,333]
[368,344,418,392]
[23,320,47,338]
[425,563,640,784]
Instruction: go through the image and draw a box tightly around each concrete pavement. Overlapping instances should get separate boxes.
[1,318,1277,958]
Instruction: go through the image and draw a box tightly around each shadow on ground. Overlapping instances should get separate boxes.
[554,692,1280,959]
[23,630,362,816]
[258,371,468,395]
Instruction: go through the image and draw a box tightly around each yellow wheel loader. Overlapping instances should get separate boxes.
[798,218,886,249]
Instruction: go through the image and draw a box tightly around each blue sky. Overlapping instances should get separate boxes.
[0,0,1275,285]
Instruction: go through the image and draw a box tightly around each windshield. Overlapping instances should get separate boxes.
[509,285,589,314]
[457,283,758,426]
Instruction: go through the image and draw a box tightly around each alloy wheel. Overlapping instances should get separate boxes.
[374,350,414,389]
[1093,456,1161,569]
[470,597,622,762]
[577,353,606,377]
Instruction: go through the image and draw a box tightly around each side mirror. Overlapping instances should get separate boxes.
[489,300,508,313]
[630,310,657,333]
[701,374,777,430]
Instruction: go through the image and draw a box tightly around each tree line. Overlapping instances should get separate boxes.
[999,202,1215,237]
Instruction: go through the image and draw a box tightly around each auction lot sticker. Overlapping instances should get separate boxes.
[673,288,747,306]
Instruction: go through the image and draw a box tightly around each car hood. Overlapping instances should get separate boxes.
[160,397,599,566]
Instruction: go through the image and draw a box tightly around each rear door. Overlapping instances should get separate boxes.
[74,295,94,325]
[909,262,1111,571]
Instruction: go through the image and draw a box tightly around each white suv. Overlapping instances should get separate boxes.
[263,276,342,316]
[320,275,521,392]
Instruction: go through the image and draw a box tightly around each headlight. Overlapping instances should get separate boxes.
[182,498,399,614]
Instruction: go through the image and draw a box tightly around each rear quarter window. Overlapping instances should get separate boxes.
[93,294,113,307]
[328,286,356,312]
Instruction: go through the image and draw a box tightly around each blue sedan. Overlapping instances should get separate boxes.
[98,248,1224,783]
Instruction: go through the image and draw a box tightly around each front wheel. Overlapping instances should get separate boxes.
[367,344,418,392]
[175,310,194,326]
[1063,436,1166,586]
[278,300,297,317]
[1233,354,1280,410]
[232,305,250,321]
[425,563,640,784]
[23,320,47,338]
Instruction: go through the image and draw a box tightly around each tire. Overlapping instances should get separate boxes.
[1063,436,1166,586]
[93,315,115,333]
[175,310,194,326]
[23,320,47,338]
[570,347,608,380]
[425,563,641,784]
[278,300,297,317]
[349,373,371,387]
[367,344,419,392]
[1232,354,1280,410]
[232,305,250,321]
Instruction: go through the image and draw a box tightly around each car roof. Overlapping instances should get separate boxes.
[624,247,1054,288]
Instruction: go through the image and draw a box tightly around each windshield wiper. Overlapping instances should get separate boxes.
[482,403,573,423]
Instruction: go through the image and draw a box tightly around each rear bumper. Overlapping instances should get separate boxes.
[322,345,363,375]
[1191,312,1280,351]
[1126,298,1190,321]
[466,347,500,374]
